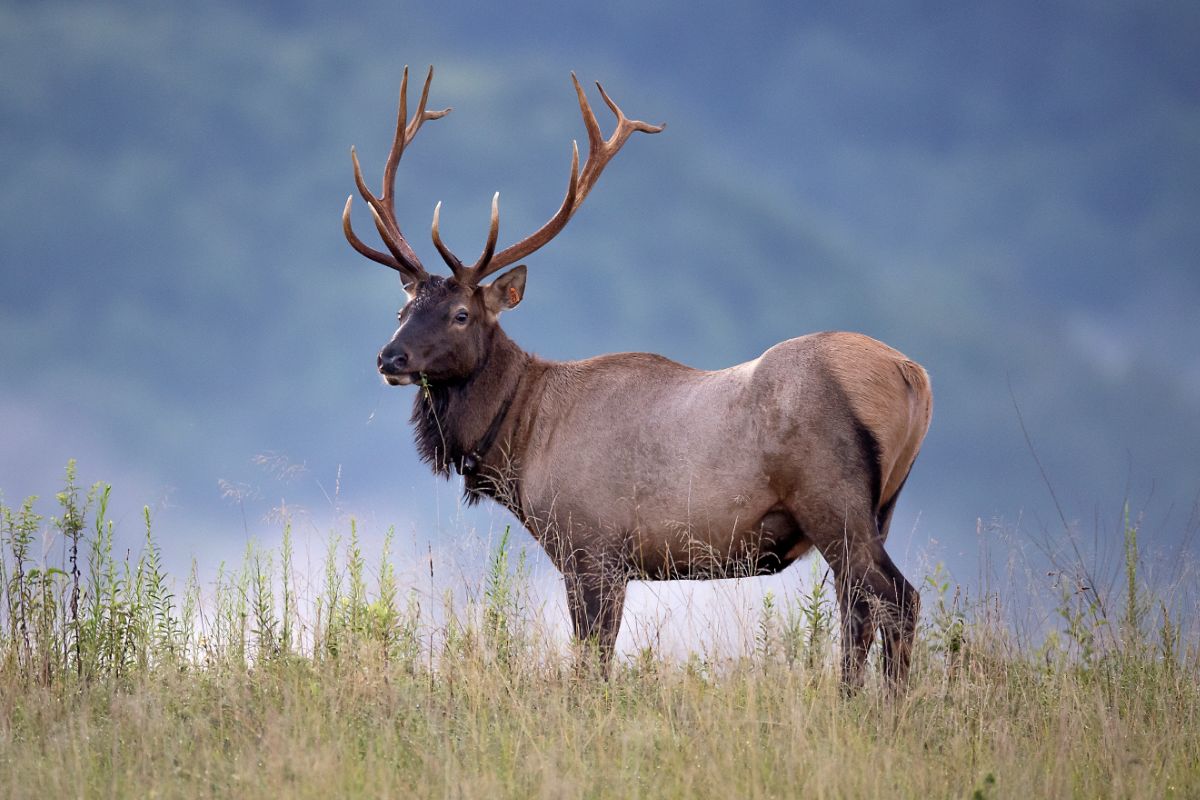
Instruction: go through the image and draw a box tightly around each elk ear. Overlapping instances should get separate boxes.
[400,272,420,301]
[483,265,527,314]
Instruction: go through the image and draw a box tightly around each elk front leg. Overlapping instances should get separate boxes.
[563,563,627,674]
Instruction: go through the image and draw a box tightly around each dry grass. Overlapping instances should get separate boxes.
[1,462,1198,799]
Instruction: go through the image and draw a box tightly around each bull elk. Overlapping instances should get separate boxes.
[342,67,933,690]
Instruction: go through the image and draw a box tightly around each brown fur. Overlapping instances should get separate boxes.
[394,308,932,689]
[820,332,933,515]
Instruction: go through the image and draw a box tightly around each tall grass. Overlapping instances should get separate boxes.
[1,462,1197,798]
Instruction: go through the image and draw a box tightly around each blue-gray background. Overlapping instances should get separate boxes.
[2,0,1197,588]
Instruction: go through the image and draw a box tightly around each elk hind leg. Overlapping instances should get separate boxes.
[870,548,919,689]
[873,476,920,685]
[787,499,917,691]
[832,566,877,692]
[838,543,920,691]
[784,501,878,690]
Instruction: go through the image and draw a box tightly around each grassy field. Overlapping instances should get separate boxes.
[2,463,1198,798]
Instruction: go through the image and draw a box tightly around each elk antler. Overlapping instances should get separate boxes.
[342,65,451,282]
[433,73,664,285]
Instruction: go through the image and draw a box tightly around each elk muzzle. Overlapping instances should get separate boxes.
[378,346,416,385]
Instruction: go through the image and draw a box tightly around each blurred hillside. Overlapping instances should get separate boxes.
[1,0,1197,581]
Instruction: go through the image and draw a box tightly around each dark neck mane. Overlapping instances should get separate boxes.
[410,330,530,508]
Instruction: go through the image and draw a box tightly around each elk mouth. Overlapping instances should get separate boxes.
[382,372,421,387]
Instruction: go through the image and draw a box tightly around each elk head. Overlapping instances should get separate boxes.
[343,66,663,386]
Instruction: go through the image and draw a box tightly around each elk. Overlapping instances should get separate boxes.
[342,67,933,690]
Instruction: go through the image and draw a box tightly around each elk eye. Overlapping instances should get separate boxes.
[453,309,469,324]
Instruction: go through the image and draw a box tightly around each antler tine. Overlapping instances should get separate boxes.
[406,67,452,147]
[342,195,406,271]
[344,66,451,281]
[351,147,421,273]
[575,79,665,205]
[472,75,661,281]
[476,192,501,270]
[382,66,452,215]
[573,72,605,155]
[431,201,468,278]
[472,138,581,283]
[594,80,665,136]
[430,192,503,281]
[378,67,410,218]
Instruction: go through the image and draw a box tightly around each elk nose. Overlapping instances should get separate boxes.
[378,349,409,375]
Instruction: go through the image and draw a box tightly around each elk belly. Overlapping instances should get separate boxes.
[628,504,811,581]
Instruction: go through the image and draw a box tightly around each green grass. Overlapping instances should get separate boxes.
[1,462,1198,798]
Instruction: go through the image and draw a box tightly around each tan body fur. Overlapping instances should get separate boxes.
[514,332,931,580]
[428,329,935,688]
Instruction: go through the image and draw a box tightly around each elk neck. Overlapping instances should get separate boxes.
[409,327,535,506]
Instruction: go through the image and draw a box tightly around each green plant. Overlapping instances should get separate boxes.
[482,526,527,669]
[1120,503,1145,656]
[924,562,966,676]
[1,464,1198,799]
[756,590,778,664]
[785,561,834,671]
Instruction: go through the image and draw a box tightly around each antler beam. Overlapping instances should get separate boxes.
[345,70,663,287]
[432,74,664,285]
[343,65,450,282]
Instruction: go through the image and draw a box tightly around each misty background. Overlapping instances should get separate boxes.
[2,0,1197,626]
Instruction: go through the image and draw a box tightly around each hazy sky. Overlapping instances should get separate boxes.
[2,1,1197,617]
